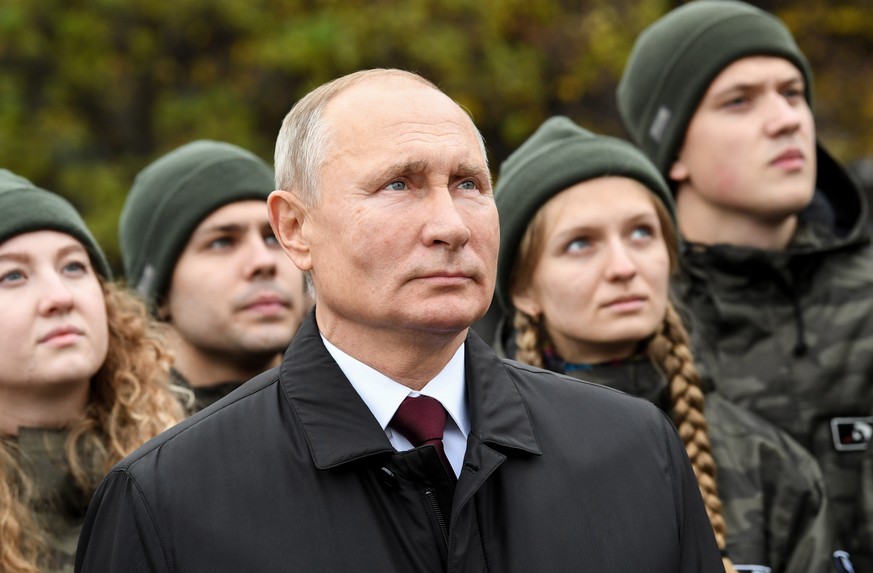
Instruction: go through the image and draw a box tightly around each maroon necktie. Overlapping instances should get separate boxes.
[390,395,455,479]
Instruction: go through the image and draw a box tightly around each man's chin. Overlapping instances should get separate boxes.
[231,329,294,356]
[403,308,485,336]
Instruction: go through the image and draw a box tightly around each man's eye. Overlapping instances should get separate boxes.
[264,234,279,246]
[459,180,477,190]
[386,181,407,191]
[207,237,234,250]
[722,95,748,109]
[0,269,25,284]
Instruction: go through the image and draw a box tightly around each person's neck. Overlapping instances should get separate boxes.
[551,336,637,366]
[676,190,797,250]
[316,309,467,392]
[169,334,281,388]
[0,381,89,436]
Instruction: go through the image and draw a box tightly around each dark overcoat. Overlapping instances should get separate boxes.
[76,314,723,572]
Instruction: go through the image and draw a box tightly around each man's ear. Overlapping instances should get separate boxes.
[268,190,313,272]
[669,156,690,184]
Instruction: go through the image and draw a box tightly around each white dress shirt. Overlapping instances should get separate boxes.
[321,336,470,477]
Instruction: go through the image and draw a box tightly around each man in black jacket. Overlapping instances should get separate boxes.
[75,69,723,572]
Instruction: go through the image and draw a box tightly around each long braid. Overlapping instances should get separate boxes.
[647,302,736,573]
[512,310,545,368]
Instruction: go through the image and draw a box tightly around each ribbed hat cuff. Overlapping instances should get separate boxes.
[640,12,812,174]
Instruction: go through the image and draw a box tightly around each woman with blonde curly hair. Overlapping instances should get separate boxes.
[493,117,835,573]
[0,169,186,573]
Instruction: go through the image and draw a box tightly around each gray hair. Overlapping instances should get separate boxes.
[274,68,487,205]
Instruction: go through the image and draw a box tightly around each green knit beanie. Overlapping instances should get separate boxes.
[120,140,275,304]
[494,116,675,314]
[617,0,813,178]
[0,169,111,279]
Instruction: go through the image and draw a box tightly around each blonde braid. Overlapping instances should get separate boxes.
[647,302,736,573]
[512,311,545,368]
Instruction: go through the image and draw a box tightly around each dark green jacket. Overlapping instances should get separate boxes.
[858,414,873,566]
[556,358,833,573]
[5,429,88,573]
[680,147,873,566]
[170,368,243,415]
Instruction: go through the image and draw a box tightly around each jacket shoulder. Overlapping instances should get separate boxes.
[499,357,667,420]
[113,366,283,474]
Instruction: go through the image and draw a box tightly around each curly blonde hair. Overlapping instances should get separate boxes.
[0,280,186,572]
[510,190,736,572]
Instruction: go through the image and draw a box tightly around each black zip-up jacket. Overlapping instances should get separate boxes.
[75,314,723,572]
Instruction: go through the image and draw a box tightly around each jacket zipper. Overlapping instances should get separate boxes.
[425,488,449,548]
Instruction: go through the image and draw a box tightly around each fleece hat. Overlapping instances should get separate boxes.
[120,140,274,304]
[0,169,111,279]
[494,116,675,314]
[617,0,813,178]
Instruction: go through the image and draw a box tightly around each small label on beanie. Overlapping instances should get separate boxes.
[137,265,156,298]
[649,106,671,143]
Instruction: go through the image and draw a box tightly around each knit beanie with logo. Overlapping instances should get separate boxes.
[493,116,675,314]
[616,0,813,178]
[120,140,275,305]
[0,169,111,279]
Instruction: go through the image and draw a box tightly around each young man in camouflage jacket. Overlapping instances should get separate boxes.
[618,1,873,567]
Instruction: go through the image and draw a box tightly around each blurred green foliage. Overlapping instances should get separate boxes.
[1,0,871,269]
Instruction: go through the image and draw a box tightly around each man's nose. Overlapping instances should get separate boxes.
[421,189,471,250]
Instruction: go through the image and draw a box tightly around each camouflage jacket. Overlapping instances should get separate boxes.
[680,148,873,567]
[556,359,833,572]
[861,438,873,568]
[6,428,89,573]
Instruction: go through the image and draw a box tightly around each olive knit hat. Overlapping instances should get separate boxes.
[120,140,275,304]
[616,0,813,178]
[494,116,675,314]
[0,169,111,279]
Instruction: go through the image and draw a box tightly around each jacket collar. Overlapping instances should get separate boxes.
[464,329,540,455]
[279,312,540,470]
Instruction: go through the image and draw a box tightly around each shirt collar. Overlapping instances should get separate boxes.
[320,335,470,438]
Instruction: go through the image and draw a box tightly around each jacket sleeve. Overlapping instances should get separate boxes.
[773,437,835,573]
[75,469,170,573]
[661,413,727,573]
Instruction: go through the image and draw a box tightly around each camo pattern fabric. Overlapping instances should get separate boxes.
[681,181,873,569]
[558,360,834,572]
[10,428,89,573]
[860,441,873,568]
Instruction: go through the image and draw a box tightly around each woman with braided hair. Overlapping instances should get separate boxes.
[494,117,835,573]
[0,169,187,573]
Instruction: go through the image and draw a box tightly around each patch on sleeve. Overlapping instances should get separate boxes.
[830,417,873,452]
